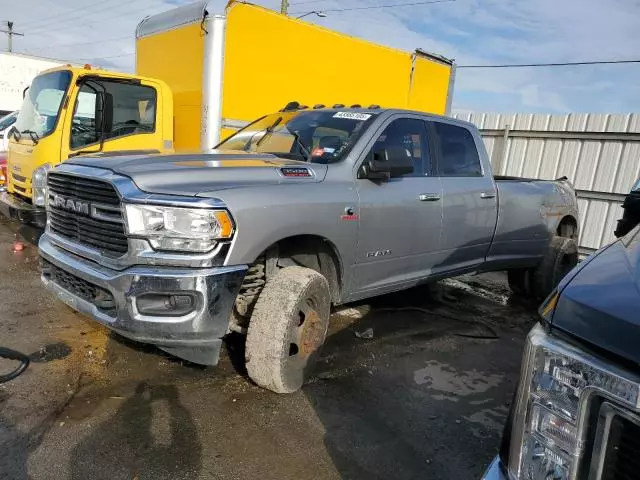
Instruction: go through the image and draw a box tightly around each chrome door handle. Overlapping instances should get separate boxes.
[480,192,496,199]
[418,193,441,202]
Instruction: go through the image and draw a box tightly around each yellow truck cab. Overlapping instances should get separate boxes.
[0,65,173,226]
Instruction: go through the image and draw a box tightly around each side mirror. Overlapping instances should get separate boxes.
[95,91,114,135]
[23,86,29,99]
[359,145,414,180]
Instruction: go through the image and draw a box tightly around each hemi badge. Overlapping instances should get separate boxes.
[281,167,312,177]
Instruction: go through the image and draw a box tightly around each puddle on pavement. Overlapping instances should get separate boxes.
[464,405,510,432]
[413,360,503,396]
[29,342,72,363]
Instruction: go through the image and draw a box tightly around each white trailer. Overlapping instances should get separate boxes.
[0,53,64,116]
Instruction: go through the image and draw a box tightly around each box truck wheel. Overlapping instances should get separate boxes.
[245,266,331,393]
[531,236,578,301]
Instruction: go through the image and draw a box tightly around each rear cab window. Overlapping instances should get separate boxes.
[432,122,482,177]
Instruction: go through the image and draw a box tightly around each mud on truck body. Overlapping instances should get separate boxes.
[39,106,579,393]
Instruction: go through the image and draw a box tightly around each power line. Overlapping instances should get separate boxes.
[22,0,159,37]
[290,0,455,14]
[0,21,24,52]
[75,52,134,62]
[458,59,640,68]
[289,0,331,5]
[30,35,131,52]
[19,0,135,29]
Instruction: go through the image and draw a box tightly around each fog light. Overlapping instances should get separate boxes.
[136,293,195,316]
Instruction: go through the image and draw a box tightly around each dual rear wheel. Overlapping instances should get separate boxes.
[508,236,579,300]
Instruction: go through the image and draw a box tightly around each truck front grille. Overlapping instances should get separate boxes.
[40,258,116,317]
[47,173,128,257]
[601,413,640,480]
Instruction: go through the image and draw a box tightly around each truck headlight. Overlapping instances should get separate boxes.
[508,323,640,480]
[32,163,51,207]
[124,204,234,253]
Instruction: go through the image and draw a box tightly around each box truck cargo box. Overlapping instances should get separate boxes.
[136,1,455,149]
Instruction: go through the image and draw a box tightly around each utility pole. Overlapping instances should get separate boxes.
[0,21,24,52]
[280,0,289,15]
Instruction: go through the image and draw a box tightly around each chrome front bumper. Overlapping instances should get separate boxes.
[481,457,509,480]
[39,234,247,365]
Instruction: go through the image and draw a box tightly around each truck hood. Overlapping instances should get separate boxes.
[552,227,640,366]
[65,151,328,196]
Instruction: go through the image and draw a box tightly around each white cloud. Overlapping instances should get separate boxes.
[3,0,639,113]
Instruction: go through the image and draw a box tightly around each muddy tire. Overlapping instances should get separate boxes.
[245,266,331,394]
[530,236,578,300]
[507,269,531,296]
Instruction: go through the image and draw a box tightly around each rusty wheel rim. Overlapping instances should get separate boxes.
[288,300,325,361]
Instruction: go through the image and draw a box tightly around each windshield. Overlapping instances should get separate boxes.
[14,70,72,139]
[0,112,18,131]
[216,110,377,163]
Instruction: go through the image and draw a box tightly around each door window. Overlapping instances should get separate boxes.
[433,122,482,177]
[368,118,431,177]
[70,81,156,149]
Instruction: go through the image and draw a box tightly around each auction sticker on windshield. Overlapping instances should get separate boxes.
[333,112,372,121]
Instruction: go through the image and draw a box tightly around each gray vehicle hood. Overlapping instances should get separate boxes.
[65,151,328,196]
[552,227,640,366]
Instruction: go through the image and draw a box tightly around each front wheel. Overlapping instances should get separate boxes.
[245,266,331,393]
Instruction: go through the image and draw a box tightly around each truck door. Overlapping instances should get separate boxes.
[353,116,443,297]
[429,120,497,273]
[60,78,164,160]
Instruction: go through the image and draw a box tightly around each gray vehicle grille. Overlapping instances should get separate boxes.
[47,172,128,257]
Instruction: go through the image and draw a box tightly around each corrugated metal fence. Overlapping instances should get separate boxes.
[453,112,640,256]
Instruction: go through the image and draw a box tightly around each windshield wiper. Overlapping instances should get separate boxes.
[255,117,282,148]
[21,130,39,145]
[9,127,21,142]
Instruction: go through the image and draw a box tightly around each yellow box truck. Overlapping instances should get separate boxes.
[136,0,456,149]
[1,0,455,226]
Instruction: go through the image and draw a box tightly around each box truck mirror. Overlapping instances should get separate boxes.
[95,92,114,136]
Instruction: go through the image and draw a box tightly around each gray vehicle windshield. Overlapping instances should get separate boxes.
[216,110,377,163]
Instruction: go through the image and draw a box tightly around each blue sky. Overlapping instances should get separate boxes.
[5,0,640,113]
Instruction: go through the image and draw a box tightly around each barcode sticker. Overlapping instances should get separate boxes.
[333,112,372,121]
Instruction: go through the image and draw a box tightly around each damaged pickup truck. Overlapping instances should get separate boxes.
[39,106,579,393]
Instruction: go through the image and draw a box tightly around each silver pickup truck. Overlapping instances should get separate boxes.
[39,106,579,393]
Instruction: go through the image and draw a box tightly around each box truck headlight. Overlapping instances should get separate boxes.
[124,204,234,253]
[508,323,639,480]
[33,164,51,207]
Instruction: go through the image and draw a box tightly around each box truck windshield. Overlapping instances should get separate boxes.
[15,70,72,139]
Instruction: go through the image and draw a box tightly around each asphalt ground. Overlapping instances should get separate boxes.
[0,216,537,480]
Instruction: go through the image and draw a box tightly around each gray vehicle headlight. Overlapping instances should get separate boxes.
[124,204,234,253]
[508,323,640,480]
[32,163,51,207]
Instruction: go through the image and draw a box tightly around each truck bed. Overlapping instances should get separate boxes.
[488,176,575,264]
